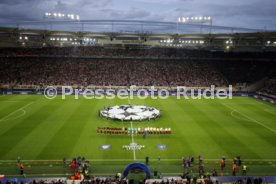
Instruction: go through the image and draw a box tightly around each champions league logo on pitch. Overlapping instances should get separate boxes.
[123,143,145,150]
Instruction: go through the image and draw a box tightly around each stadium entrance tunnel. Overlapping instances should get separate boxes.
[123,163,151,178]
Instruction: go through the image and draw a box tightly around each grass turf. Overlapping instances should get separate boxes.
[0,95,276,176]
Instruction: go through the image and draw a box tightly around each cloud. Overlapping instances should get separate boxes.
[0,0,275,30]
[109,8,151,20]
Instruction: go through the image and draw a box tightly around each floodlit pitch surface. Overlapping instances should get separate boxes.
[0,95,276,176]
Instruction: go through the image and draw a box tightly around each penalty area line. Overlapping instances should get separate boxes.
[221,103,276,134]
[0,102,34,122]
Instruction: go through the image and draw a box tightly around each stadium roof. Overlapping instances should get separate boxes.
[0,19,271,34]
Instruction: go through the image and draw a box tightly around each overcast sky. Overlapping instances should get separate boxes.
[0,0,275,30]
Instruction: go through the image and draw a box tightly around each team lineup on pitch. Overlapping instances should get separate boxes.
[0,95,276,176]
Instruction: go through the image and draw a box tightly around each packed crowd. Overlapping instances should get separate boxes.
[214,60,276,83]
[260,80,276,96]
[80,176,128,184]
[1,47,276,59]
[0,47,211,58]
[0,47,275,89]
[0,58,225,87]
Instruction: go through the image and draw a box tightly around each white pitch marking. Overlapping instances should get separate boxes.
[252,98,275,108]
[0,109,26,122]
[264,109,276,116]
[230,110,251,122]
[0,100,21,102]
[269,162,276,169]
[127,96,131,105]
[0,102,33,122]
[130,121,136,161]
[127,95,136,161]
[1,158,276,162]
[222,103,276,134]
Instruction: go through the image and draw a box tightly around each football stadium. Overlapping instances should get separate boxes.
[0,1,276,184]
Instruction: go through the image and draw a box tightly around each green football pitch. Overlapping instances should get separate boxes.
[0,95,276,177]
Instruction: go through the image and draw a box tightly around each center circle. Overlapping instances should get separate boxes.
[100,105,160,121]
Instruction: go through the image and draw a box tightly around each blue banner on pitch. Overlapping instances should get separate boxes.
[156,144,167,150]
[100,145,111,150]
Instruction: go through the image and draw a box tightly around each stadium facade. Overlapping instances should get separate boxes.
[0,19,276,52]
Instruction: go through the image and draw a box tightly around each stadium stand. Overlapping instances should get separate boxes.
[0,58,225,87]
[259,79,276,96]
[0,47,275,89]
